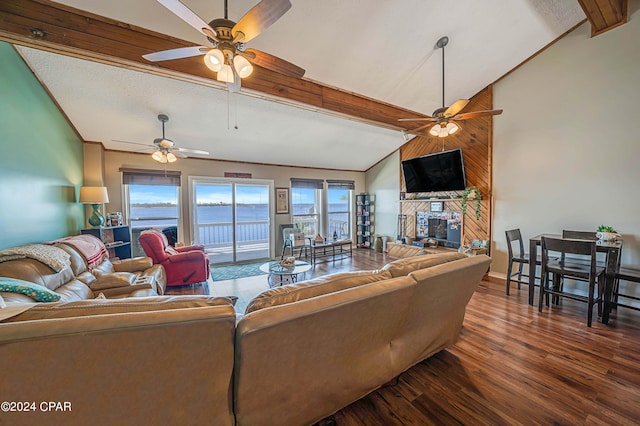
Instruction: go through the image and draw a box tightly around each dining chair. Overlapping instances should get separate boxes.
[562,229,621,296]
[538,236,605,327]
[505,229,542,295]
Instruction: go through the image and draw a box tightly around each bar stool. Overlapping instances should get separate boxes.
[505,229,543,295]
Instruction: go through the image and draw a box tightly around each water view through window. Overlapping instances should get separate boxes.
[193,180,271,264]
[128,185,179,256]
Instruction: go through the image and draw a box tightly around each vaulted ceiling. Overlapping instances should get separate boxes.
[0,0,629,170]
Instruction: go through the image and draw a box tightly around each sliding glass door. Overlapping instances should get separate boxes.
[191,178,272,265]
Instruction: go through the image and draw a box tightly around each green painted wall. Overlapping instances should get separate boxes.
[0,42,84,249]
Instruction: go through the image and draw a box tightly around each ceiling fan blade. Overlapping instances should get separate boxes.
[157,0,218,40]
[411,122,437,134]
[111,139,155,148]
[143,46,209,62]
[175,147,210,155]
[232,0,291,43]
[173,151,189,159]
[243,49,305,78]
[443,99,470,118]
[397,116,436,122]
[454,109,503,120]
[142,46,211,62]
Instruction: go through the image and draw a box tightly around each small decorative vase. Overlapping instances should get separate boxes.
[596,232,620,241]
[88,204,105,228]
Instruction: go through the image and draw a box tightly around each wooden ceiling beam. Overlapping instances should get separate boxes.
[576,0,628,37]
[0,0,428,131]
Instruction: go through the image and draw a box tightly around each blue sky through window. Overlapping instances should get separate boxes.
[131,185,346,205]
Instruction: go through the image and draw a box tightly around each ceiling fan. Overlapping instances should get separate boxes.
[142,0,305,93]
[399,36,503,138]
[113,114,209,163]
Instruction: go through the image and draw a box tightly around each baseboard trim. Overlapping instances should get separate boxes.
[486,272,506,285]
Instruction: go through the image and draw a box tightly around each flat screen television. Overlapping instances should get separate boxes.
[401,149,466,193]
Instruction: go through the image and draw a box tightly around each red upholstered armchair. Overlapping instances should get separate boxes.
[138,230,210,287]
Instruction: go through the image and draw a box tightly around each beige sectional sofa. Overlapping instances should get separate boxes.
[0,250,490,426]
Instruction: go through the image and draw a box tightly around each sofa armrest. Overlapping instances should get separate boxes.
[166,250,207,263]
[176,245,205,252]
[97,283,154,298]
[112,256,154,272]
[0,306,236,426]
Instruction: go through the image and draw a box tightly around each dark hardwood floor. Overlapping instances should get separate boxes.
[168,249,640,424]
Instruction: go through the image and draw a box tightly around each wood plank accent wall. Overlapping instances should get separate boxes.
[399,86,494,246]
[577,0,628,36]
[0,0,430,130]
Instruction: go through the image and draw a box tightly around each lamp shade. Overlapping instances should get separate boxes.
[79,186,109,204]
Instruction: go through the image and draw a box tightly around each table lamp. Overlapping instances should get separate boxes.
[79,186,110,228]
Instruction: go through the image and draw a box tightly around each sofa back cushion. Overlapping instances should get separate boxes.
[56,243,90,276]
[235,275,415,426]
[0,258,74,292]
[244,269,393,314]
[382,251,467,277]
[390,255,491,371]
[2,296,235,322]
[385,243,427,258]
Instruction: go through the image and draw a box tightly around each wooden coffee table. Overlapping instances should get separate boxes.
[259,260,312,287]
[306,240,353,264]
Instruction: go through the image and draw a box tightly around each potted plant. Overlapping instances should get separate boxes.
[461,186,482,220]
[596,225,620,241]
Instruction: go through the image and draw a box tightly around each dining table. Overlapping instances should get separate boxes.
[528,233,622,325]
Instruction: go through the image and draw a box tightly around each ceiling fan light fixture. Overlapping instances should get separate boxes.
[446,121,460,135]
[152,150,167,163]
[216,64,235,83]
[429,122,459,138]
[204,48,225,72]
[166,152,177,163]
[233,55,254,78]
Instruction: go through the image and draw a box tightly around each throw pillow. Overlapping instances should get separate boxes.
[0,277,61,302]
[165,246,179,255]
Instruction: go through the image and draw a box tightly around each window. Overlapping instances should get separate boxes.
[121,169,181,256]
[327,180,354,239]
[327,188,352,239]
[191,177,272,264]
[290,179,354,240]
[291,179,323,237]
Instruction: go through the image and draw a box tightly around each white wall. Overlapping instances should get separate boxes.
[100,150,365,257]
[492,5,640,278]
[365,151,401,244]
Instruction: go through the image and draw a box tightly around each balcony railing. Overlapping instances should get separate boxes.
[195,220,270,248]
[132,218,350,259]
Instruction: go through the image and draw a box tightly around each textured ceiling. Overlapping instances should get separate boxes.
[17,0,585,170]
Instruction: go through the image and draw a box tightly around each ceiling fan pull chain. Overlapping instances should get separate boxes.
[227,89,231,130]
[234,93,239,130]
